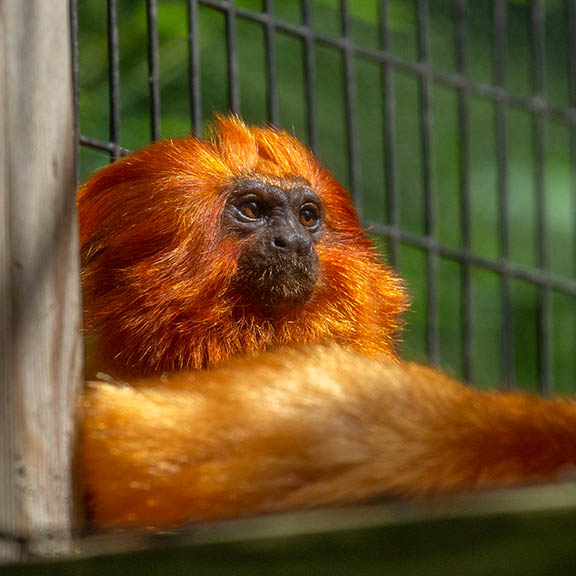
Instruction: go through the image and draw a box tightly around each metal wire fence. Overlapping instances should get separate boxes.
[73,0,576,395]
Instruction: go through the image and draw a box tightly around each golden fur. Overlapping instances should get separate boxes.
[79,117,576,529]
[82,346,576,528]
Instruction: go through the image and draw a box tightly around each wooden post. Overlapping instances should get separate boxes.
[0,0,82,559]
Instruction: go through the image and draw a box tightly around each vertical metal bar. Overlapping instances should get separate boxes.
[146,0,161,141]
[70,0,80,187]
[569,0,576,280]
[416,0,438,364]
[225,1,240,114]
[531,0,552,394]
[107,0,121,159]
[187,0,202,136]
[379,0,399,268]
[454,0,473,383]
[301,0,317,151]
[493,0,515,389]
[567,0,576,392]
[264,0,279,125]
[340,0,360,206]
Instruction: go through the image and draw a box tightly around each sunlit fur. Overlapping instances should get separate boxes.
[79,116,406,377]
[79,116,576,531]
[82,346,576,528]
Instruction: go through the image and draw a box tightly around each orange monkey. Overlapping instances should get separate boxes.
[79,116,576,529]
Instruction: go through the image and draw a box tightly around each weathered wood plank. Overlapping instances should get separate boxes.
[4,487,576,575]
[0,0,82,559]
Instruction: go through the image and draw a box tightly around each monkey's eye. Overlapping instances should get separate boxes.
[299,205,320,229]
[238,200,264,220]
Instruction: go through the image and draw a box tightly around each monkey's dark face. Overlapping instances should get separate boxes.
[222,178,323,313]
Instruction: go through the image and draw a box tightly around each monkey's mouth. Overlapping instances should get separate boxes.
[235,255,319,312]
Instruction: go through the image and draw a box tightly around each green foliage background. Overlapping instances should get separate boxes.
[78,0,576,393]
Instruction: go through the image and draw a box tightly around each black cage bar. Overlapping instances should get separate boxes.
[74,0,576,395]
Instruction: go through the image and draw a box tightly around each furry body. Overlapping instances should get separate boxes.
[79,117,576,529]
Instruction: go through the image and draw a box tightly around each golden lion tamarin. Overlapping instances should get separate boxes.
[79,116,576,529]
[78,116,406,378]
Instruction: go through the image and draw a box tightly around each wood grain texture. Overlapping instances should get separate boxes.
[0,0,82,558]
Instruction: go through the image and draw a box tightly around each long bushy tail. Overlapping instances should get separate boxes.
[80,345,576,529]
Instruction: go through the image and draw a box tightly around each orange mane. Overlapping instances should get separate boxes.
[78,116,407,376]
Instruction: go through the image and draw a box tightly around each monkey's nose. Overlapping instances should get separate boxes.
[271,232,312,256]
